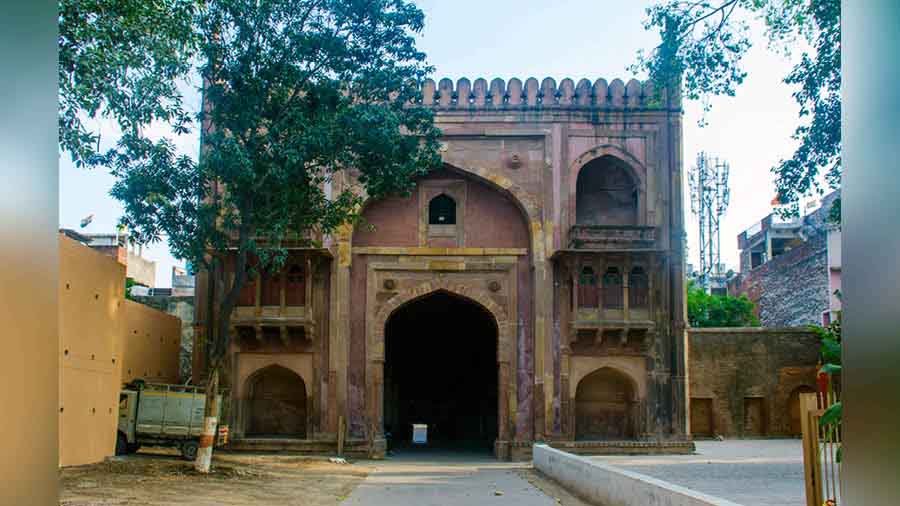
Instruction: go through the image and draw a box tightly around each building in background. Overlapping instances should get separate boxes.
[60,229,158,288]
[728,191,841,326]
[171,265,196,297]
[686,262,733,296]
[58,233,181,467]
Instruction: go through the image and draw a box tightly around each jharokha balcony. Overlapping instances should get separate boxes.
[568,225,657,251]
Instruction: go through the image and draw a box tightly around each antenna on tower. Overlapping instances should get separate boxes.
[689,152,730,292]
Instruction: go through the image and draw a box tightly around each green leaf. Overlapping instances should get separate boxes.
[819,363,841,375]
[819,401,842,427]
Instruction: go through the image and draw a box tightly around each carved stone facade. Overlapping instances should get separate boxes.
[195,77,690,459]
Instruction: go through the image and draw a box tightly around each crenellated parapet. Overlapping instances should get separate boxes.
[415,77,679,110]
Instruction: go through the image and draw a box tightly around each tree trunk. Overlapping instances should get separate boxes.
[195,226,249,473]
[195,365,220,473]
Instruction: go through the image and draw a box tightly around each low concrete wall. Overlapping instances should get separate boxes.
[533,444,741,506]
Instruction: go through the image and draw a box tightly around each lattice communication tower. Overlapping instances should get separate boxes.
[689,152,730,290]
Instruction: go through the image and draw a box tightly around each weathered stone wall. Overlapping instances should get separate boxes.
[688,327,820,438]
[730,192,839,327]
[195,75,688,458]
[729,234,828,327]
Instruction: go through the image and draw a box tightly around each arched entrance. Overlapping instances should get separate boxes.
[575,367,637,440]
[245,365,307,437]
[383,290,498,452]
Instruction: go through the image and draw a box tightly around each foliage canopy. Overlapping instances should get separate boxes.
[105,0,442,366]
[687,280,760,327]
[59,0,202,166]
[633,0,841,220]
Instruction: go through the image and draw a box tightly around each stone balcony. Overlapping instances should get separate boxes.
[568,225,657,251]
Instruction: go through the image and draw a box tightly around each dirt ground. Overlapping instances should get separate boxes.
[59,448,373,506]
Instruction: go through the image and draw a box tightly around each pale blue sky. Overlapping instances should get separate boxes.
[60,0,807,286]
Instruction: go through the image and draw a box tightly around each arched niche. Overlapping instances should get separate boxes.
[575,155,641,226]
[244,364,308,438]
[574,367,638,440]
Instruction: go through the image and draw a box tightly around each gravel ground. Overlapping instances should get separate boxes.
[59,448,372,506]
[589,439,806,506]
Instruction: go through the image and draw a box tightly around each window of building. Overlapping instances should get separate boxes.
[602,267,624,309]
[428,194,456,225]
[575,156,639,226]
[260,268,281,306]
[285,263,306,306]
[578,266,599,308]
[750,248,766,269]
[629,266,648,308]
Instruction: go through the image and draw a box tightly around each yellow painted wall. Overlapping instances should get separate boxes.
[58,234,181,467]
[121,299,181,384]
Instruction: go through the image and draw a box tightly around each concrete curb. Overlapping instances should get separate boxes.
[533,444,744,506]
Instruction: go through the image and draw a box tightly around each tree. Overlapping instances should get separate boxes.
[58,0,201,167]
[108,0,441,472]
[633,0,841,222]
[687,280,760,327]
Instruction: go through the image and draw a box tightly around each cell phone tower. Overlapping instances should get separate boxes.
[689,152,730,291]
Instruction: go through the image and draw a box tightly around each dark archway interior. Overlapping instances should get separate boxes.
[575,155,639,226]
[384,291,498,453]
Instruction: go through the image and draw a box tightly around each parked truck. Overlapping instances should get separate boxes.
[116,381,229,460]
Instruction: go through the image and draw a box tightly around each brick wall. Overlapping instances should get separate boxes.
[729,229,829,326]
[730,192,838,327]
[688,327,820,438]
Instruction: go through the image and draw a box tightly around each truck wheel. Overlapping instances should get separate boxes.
[115,433,128,456]
[180,441,199,461]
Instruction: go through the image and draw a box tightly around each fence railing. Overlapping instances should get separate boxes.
[800,388,842,506]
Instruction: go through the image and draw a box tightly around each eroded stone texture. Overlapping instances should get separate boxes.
[729,191,839,327]
[688,327,820,438]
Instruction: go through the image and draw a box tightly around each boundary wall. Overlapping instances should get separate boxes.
[59,234,181,466]
[533,444,741,506]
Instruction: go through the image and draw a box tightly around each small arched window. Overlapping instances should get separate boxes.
[428,194,456,225]
[629,266,649,309]
[602,267,624,309]
[578,266,599,308]
[285,263,306,306]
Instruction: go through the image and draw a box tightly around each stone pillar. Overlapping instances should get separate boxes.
[327,223,352,439]
[667,94,689,438]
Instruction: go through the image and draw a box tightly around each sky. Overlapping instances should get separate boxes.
[59,0,812,287]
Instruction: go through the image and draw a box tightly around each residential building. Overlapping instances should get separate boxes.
[728,191,841,326]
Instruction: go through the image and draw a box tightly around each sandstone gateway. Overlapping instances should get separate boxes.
[194,76,691,460]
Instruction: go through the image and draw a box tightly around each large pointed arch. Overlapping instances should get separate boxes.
[352,163,540,255]
[366,281,517,449]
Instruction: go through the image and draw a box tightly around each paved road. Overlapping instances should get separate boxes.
[590,439,806,506]
[341,449,557,506]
